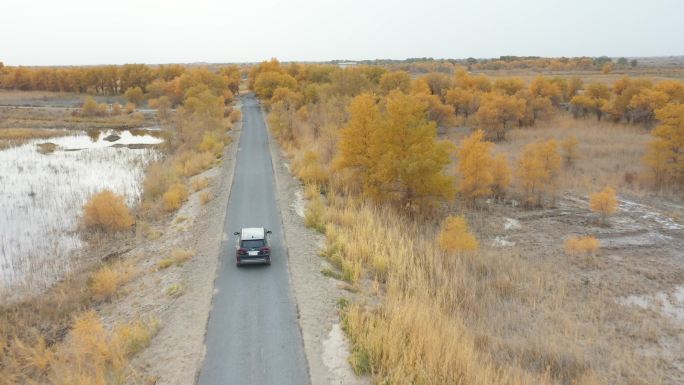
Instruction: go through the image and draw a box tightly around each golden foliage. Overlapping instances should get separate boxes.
[367,91,455,210]
[162,183,189,212]
[191,176,211,191]
[82,190,134,231]
[456,130,494,201]
[124,86,144,106]
[565,236,600,255]
[475,91,525,141]
[48,311,158,385]
[80,96,100,117]
[589,187,618,224]
[174,150,215,177]
[89,261,135,301]
[438,215,479,253]
[332,93,379,191]
[517,139,561,207]
[379,71,411,94]
[643,103,684,189]
[254,71,297,99]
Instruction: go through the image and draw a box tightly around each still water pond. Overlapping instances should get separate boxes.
[0,129,162,298]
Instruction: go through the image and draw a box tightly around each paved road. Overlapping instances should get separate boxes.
[197,94,309,385]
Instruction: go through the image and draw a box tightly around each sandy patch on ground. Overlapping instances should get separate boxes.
[267,122,369,385]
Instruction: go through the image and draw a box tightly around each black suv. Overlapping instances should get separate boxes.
[233,227,272,266]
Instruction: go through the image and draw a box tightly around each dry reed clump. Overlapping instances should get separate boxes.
[291,149,328,185]
[82,190,135,232]
[0,309,158,385]
[158,248,195,269]
[48,311,158,385]
[564,236,600,255]
[198,132,225,156]
[165,282,186,298]
[143,162,180,202]
[0,127,68,141]
[89,261,136,301]
[501,114,650,195]
[174,150,215,177]
[438,215,479,253]
[199,191,213,205]
[324,197,606,385]
[162,183,189,212]
[304,186,327,233]
[191,176,212,191]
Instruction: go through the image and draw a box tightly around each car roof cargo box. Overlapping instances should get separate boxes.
[241,227,265,240]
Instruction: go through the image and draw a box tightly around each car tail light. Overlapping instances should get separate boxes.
[237,248,247,255]
[259,247,270,254]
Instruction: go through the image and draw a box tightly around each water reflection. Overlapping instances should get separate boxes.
[0,129,162,298]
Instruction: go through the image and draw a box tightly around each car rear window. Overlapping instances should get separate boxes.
[241,239,265,249]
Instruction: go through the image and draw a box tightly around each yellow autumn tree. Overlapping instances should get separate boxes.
[589,186,618,225]
[475,92,525,141]
[643,103,684,189]
[456,130,494,201]
[254,71,297,100]
[493,77,525,96]
[571,83,610,120]
[445,88,479,121]
[517,139,561,207]
[379,71,411,94]
[628,88,669,125]
[368,91,455,210]
[81,96,100,117]
[438,215,479,254]
[124,86,144,106]
[333,93,379,192]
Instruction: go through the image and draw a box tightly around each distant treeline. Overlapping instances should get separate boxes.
[0,63,241,103]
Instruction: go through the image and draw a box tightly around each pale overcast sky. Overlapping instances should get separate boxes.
[1,0,682,65]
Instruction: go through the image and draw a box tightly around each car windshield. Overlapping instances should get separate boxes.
[241,239,265,249]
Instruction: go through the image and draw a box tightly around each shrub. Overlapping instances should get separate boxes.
[124,86,144,106]
[229,109,242,123]
[200,191,213,205]
[81,96,100,117]
[124,102,136,114]
[589,187,618,225]
[82,190,134,231]
[162,183,189,212]
[198,132,224,155]
[165,283,186,298]
[158,248,195,269]
[143,162,179,202]
[49,311,158,385]
[174,151,215,177]
[305,196,326,233]
[89,262,134,301]
[438,215,479,253]
[113,318,160,356]
[191,177,211,191]
[565,236,600,255]
[293,150,328,185]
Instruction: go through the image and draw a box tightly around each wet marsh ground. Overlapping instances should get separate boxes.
[0,96,164,300]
